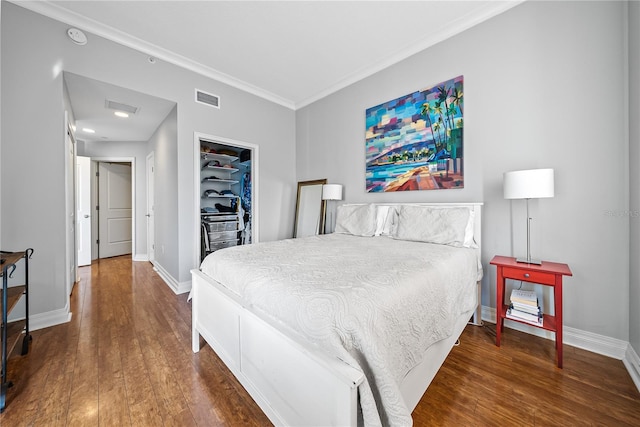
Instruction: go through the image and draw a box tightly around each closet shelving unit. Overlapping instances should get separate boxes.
[1,248,33,413]
[200,150,241,260]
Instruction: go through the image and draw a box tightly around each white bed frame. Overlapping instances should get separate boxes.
[192,202,483,426]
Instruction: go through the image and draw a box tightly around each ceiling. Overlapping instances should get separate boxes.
[14,0,523,142]
[64,72,176,143]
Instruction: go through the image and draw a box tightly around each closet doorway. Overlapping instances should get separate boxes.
[195,132,258,266]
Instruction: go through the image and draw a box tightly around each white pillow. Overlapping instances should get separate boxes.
[374,206,390,236]
[380,206,399,236]
[463,209,477,248]
[394,206,471,247]
[335,204,377,237]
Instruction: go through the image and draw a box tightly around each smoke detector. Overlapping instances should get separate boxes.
[67,28,87,45]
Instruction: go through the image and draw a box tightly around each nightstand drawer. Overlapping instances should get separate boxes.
[501,267,555,285]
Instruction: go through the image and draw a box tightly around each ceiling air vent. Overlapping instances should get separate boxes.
[195,89,220,109]
[105,100,139,114]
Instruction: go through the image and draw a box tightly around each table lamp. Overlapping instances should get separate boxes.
[322,184,343,234]
[503,168,554,264]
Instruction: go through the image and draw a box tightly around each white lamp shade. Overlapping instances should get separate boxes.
[503,168,554,199]
[322,184,343,201]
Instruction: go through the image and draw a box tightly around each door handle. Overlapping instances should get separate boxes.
[146,214,151,217]
[84,214,90,218]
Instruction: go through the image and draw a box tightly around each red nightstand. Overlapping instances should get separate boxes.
[490,255,572,368]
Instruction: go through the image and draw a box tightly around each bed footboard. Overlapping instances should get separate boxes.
[191,269,364,427]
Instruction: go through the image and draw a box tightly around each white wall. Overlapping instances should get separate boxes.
[629,0,640,358]
[296,1,629,341]
[1,2,296,322]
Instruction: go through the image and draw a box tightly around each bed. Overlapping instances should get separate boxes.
[191,202,483,426]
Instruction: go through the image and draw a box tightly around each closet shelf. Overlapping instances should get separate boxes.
[202,194,238,199]
[203,164,238,173]
[201,152,238,163]
[202,178,239,184]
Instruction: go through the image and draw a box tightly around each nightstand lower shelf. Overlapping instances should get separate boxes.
[500,304,557,332]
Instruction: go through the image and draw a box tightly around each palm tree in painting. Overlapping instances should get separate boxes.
[438,117,448,147]
[447,104,458,127]
[420,102,437,146]
[434,104,448,144]
[452,87,464,116]
[433,121,442,152]
[437,85,454,129]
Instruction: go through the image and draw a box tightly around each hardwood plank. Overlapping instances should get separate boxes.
[1,256,639,426]
[117,334,163,425]
[65,267,99,427]
[97,324,130,426]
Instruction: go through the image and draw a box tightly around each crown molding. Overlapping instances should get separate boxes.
[294,1,525,109]
[10,0,296,110]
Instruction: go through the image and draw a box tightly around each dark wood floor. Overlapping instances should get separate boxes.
[1,256,639,426]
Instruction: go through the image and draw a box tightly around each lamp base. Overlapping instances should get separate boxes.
[515,257,542,265]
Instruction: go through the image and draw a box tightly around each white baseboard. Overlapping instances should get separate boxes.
[482,305,639,393]
[30,304,73,331]
[153,262,192,295]
[564,325,629,360]
[624,345,640,392]
[132,253,148,262]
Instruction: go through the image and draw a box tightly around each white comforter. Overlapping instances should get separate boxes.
[200,233,482,426]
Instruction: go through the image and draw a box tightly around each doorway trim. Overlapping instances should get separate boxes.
[194,132,259,270]
[146,151,155,265]
[90,156,136,260]
[65,113,77,299]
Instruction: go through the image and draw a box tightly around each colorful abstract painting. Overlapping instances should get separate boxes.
[365,76,464,192]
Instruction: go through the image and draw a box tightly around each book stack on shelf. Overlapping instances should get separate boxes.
[507,289,543,326]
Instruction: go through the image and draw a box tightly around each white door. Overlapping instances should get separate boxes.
[98,162,132,258]
[76,156,92,266]
[146,152,155,264]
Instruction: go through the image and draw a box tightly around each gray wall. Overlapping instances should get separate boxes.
[1,6,68,316]
[147,105,179,275]
[1,3,296,321]
[629,0,639,359]
[296,1,630,340]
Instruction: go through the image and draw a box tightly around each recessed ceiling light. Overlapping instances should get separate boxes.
[83,128,95,134]
[114,111,129,118]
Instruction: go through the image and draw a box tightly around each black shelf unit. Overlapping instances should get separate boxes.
[1,248,33,413]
